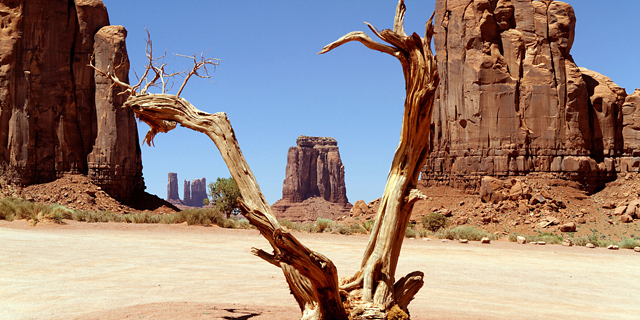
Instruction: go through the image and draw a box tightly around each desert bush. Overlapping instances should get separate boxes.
[0,197,43,221]
[422,212,447,232]
[363,219,376,232]
[235,219,252,229]
[417,229,430,238]
[180,208,224,226]
[404,226,418,238]
[435,226,498,241]
[349,223,368,234]
[279,219,301,231]
[316,218,335,233]
[618,238,639,249]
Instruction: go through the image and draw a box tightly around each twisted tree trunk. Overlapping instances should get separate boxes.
[110,1,437,319]
[319,0,439,316]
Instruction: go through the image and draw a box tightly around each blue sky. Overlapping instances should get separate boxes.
[101,0,640,205]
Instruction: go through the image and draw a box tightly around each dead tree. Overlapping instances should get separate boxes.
[93,1,437,318]
[318,0,439,316]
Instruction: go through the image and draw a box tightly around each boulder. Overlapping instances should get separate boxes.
[620,214,634,223]
[509,180,531,200]
[613,206,628,216]
[480,237,491,244]
[634,247,640,253]
[559,222,577,232]
[607,245,619,250]
[562,239,573,247]
[516,236,526,244]
[540,216,561,228]
[586,243,596,248]
[351,200,368,217]
[479,176,504,203]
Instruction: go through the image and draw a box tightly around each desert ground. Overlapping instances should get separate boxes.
[1,220,638,320]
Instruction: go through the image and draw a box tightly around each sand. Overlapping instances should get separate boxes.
[1,220,638,320]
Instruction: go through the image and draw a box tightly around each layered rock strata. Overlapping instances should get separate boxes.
[272,136,351,222]
[0,0,144,201]
[422,0,636,191]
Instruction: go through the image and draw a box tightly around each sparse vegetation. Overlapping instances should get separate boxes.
[422,212,447,232]
[435,226,499,241]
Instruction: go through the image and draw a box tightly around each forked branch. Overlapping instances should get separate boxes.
[89,30,219,98]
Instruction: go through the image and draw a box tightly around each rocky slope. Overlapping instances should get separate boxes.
[0,0,143,201]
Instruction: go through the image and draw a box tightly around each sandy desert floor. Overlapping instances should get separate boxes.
[1,220,639,320]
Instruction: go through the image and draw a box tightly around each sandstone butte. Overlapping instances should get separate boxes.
[421,0,640,192]
[0,0,144,201]
[271,136,352,222]
[166,172,207,208]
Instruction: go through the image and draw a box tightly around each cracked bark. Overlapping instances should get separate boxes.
[319,0,439,316]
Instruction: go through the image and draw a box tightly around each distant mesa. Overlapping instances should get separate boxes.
[167,172,207,208]
[271,136,352,222]
[422,0,640,192]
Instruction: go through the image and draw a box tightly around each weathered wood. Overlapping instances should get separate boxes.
[95,1,438,317]
[123,94,348,320]
[320,0,439,316]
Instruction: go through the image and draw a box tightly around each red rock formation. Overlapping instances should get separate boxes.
[183,180,191,204]
[166,173,207,208]
[189,178,207,207]
[282,136,348,204]
[87,25,143,201]
[272,136,350,222]
[167,172,179,200]
[423,0,635,191]
[0,0,144,201]
[622,90,640,155]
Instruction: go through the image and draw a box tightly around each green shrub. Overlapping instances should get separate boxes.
[363,219,376,232]
[315,218,335,233]
[349,223,368,234]
[404,226,418,238]
[279,219,301,231]
[235,219,252,229]
[422,212,447,232]
[435,226,498,241]
[619,238,639,249]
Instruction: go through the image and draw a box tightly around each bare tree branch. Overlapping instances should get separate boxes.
[318,31,396,56]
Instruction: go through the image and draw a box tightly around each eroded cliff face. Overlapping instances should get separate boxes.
[272,136,350,222]
[282,136,348,204]
[423,0,635,190]
[0,0,144,201]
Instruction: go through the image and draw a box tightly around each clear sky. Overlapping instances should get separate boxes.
[101,0,640,205]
